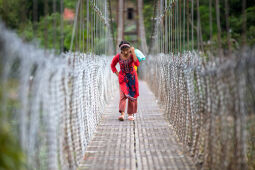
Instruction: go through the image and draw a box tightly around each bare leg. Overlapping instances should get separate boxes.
[118,111,125,121]
[121,111,125,116]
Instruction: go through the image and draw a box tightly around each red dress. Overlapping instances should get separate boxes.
[111,53,140,100]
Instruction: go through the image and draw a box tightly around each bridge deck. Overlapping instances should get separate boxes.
[78,81,195,170]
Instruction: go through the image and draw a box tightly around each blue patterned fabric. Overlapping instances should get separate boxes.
[125,73,136,98]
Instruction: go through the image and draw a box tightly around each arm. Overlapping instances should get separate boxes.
[110,54,119,76]
[130,47,138,62]
[130,47,140,67]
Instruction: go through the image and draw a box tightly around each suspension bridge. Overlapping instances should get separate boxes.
[0,0,254,170]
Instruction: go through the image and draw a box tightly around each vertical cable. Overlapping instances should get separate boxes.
[95,0,96,53]
[97,1,102,54]
[241,0,246,47]
[20,0,27,32]
[225,0,231,55]
[80,0,84,53]
[172,0,173,53]
[33,0,38,36]
[160,0,162,53]
[209,0,212,46]
[196,0,203,52]
[209,0,214,59]
[82,0,85,54]
[169,0,171,53]
[53,0,57,51]
[75,3,79,53]
[175,1,177,54]
[183,0,185,51]
[70,0,81,52]
[171,0,175,53]
[170,0,173,53]
[79,0,82,54]
[148,0,157,54]
[173,1,175,53]
[60,0,64,53]
[108,0,116,52]
[104,0,107,54]
[196,0,200,51]
[91,0,93,53]
[92,1,96,54]
[216,0,222,57]
[95,0,97,54]
[175,0,177,53]
[174,0,176,53]
[191,0,194,50]
[91,1,94,53]
[186,0,189,50]
[179,0,182,54]
[165,0,168,53]
[162,0,164,53]
[100,0,102,54]
[44,0,48,49]
[87,0,89,52]
[176,0,178,54]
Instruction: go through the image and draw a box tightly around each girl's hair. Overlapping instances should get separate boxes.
[119,40,131,50]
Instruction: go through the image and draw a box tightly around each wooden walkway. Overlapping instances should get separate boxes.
[78,81,195,170]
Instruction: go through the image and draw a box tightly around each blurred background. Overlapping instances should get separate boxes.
[0,0,254,53]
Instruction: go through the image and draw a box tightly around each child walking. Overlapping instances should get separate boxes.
[110,41,140,121]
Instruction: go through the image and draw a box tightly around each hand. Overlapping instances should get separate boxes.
[130,47,137,62]
[115,72,119,77]
[130,47,135,53]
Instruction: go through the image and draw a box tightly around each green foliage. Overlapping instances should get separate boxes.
[143,2,154,46]
[246,6,255,46]
[199,5,217,41]
[0,123,26,170]
[64,0,77,9]
[199,0,255,47]
[0,87,26,170]
[142,0,255,50]
[0,0,81,52]
[0,0,24,29]
[16,12,73,52]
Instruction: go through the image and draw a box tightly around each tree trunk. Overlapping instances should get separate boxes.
[117,0,124,52]
[137,0,148,54]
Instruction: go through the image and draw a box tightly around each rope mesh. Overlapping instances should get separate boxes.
[140,50,255,169]
[142,0,255,169]
[0,23,118,170]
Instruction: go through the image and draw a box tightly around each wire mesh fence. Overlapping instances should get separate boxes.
[142,0,255,169]
[0,22,118,170]
[140,49,255,169]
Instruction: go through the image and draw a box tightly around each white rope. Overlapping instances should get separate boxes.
[70,0,81,51]
[0,22,118,170]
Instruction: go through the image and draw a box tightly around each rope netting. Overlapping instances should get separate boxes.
[141,50,255,169]
[0,22,117,169]
[141,0,255,169]
[0,0,116,169]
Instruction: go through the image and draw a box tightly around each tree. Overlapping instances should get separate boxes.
[117,0,124,52]
[137,0,148,54]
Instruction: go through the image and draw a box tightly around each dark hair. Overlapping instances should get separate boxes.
[119,40,131,50]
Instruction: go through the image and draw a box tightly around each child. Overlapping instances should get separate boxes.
[110,41,140,121]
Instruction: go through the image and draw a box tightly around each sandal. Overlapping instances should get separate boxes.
[128,115,135,121]
[118,115,124,121]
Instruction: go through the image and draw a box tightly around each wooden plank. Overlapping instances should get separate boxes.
[78,81,195,170]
